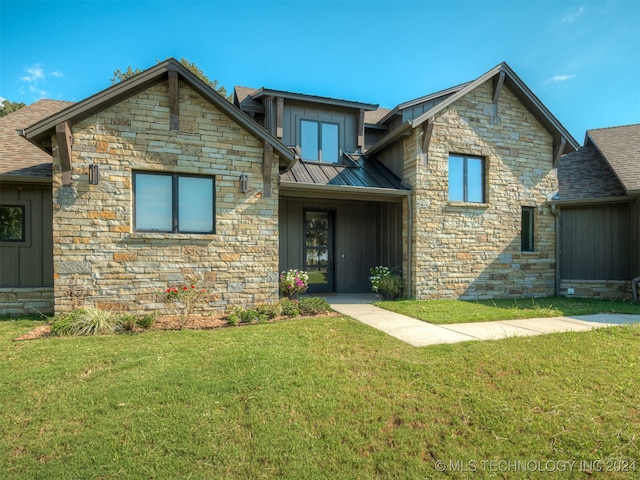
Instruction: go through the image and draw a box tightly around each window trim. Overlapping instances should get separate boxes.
[0,201,30,247]
[299,119,340,163]
[448,154,485,203]
[521,206,535,252]
[133,171,216,234]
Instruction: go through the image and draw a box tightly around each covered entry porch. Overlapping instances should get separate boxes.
[278,158,411,294]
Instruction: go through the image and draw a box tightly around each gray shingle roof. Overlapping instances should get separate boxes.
[0,99,73,178]
[587,124,640,194]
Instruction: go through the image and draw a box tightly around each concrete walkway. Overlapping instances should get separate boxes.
[327,294,640,347]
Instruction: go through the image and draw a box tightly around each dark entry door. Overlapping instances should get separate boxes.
[304,210,334,293]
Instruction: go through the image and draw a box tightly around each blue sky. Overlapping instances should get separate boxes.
[1,0,638,141]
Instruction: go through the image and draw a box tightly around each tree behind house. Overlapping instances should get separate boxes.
[111,58,232,101]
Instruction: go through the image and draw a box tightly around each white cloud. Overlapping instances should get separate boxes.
[564,6,585,23]
[545,74,576,84]
[21,64,46,83]
[18,63,64,99]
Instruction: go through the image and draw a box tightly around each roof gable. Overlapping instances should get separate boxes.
[587,124,640,194]
[24,59,294,164]
[366,62,579,159]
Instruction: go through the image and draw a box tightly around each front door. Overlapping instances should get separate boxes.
[304,210,334,293]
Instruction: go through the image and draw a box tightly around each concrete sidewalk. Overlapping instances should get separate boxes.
[327,294,640,347]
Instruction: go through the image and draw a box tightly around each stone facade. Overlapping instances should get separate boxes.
[50,81,280,315]
[407,81,558,299]
[0,288,54,316]
[559,280,631,300]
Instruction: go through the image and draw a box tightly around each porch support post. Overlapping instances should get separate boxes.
[553,136,566,167]
[276,97,284,139]
[263,141,274,197]
[55,121,73,186]
[168,70,179,131]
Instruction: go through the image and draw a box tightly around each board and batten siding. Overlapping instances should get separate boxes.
[560,203,631,280]
[0,184,53,288]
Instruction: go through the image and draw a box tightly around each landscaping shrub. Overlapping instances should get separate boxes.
[298,297,331,315]
[50,308,121,336]
[256,302,282,319]
[136,313,156,329]
[280,299,300,317]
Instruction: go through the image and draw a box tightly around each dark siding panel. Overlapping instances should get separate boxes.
[41,189,54,286]
[20,188,43,287]
[560,204,630,280]
[0,248,19,286]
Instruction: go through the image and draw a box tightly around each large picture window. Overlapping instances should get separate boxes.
[448,154,485,203]
[133,172,215,233]
[300,120,339,163]
[0,205,25,242]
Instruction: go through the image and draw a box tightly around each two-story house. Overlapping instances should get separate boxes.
[2,58,586,315]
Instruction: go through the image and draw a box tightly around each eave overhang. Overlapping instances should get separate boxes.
[23,58,295,165]
[550,194,635,207]
[279,181,410,202]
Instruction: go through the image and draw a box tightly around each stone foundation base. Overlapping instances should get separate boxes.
[0,287,54,317]
[559,280,632,301]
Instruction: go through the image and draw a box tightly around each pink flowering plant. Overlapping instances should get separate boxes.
[164,283,207,326]
[279,269,309,298]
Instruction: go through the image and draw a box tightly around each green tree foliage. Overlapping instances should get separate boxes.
[0,99,26,117]
[111,58,232,101]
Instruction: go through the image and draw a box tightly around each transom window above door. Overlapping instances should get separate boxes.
[300,120,339,163]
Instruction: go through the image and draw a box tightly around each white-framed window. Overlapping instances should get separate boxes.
[133,172,215,234]
[448,154,485,203]
[300,120,339,163]
[521,207,535,252]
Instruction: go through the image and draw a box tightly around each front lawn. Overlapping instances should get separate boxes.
[1,316,639,479]
[375,297,640,324]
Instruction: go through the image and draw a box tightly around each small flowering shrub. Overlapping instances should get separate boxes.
[370,266,403,300]
[164,284,207,326]
[279,269,309,298]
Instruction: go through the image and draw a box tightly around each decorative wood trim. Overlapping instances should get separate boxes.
[168,71,179,130]
[276,97,284,139]
[553,136,566,167]
[263,96,274,136]
[357,109,365,148]
[263,141,274,197]
[421,116,435,154]
[55,121,73,186]
[492,71,505,104]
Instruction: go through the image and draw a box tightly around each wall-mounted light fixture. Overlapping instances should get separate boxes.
[239,174,248,193]
[88,164,99,185]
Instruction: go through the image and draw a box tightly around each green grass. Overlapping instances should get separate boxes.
[375,297,640,324]
[1,316,639,479]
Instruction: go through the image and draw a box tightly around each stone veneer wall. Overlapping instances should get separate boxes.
[559,280,631,300]
[50,81,280,315]
[0,288,54,316]
[407,81,558,299]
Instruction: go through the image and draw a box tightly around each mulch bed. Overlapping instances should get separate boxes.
[13,311,340,341]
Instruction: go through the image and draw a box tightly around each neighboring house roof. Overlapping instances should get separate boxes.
[280,155,410,199]
[365,62,579,159]
[587,124,640,195]
[0,99,73,181]
[555,145,627,202]
[24,58,295,164]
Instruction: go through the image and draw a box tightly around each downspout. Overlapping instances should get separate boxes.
[551,203,561,296]
[632,277,640,303]
[407,190,413,298]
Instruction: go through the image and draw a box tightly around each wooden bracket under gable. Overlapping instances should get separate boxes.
[492,71,505,104]
[263,141,274,197]
[55,121,73,186]
[421,116,435,156]
[553,136,566,167]
[168,70,179,131]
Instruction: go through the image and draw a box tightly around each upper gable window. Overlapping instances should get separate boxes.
[448,154,485,203]
[133,172,215,234]
[301,120,339,163]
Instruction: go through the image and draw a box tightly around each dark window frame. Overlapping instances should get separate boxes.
[300,119,340,163]
[0,202,29,246]
[448,154,486,203]
[521,206,535,252]
[133,171,216,234]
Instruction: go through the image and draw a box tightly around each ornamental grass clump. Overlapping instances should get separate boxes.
[51,308,121,336]
[279,269,309,298]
